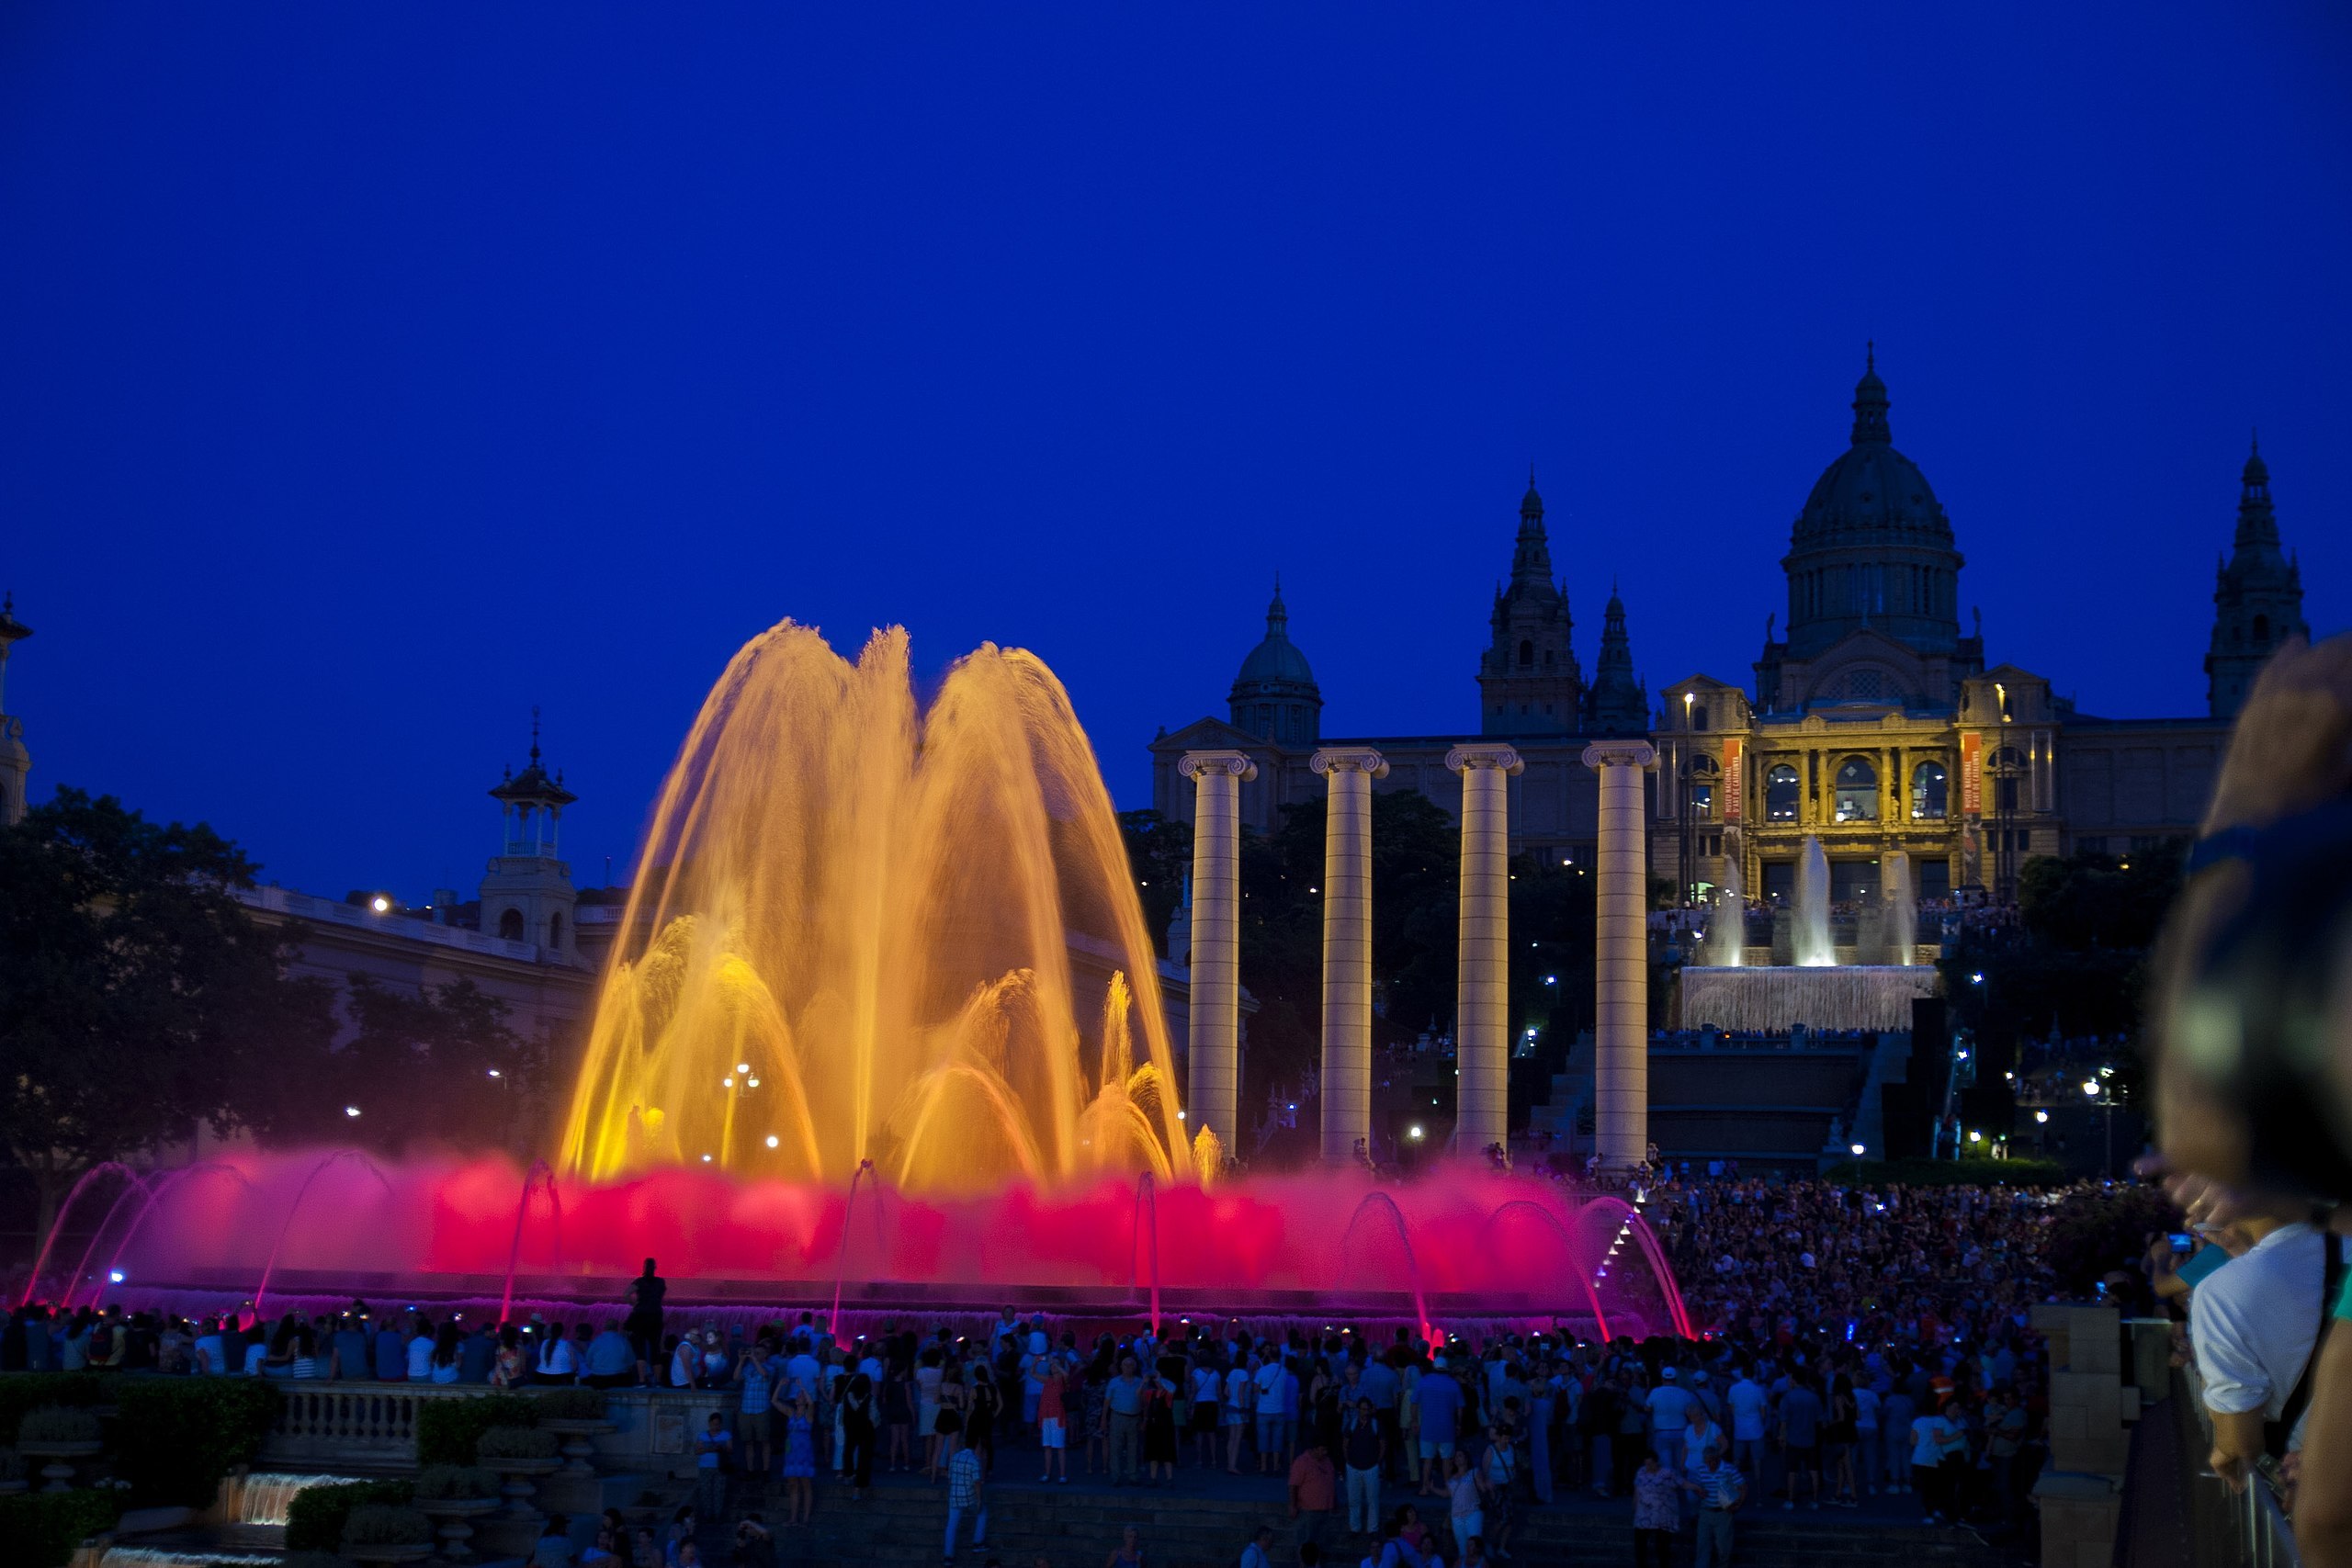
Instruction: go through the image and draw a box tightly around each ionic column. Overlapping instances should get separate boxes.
[1583,739,1657,1172]
[1179,750,1256,1164]
[1311,747,1387,1166]
[1445,744,1523,1160]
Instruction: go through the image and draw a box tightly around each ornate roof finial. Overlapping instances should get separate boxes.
[1850,345,1892,446]
[529,704,542,762]
[1867,338,1875,373]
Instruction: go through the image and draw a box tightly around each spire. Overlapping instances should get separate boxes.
[1264,578,1289,638]
[2235,431,2278,549]
[1850,343,1891,446]
[1583,587,1645,736]
[1510,477,1555,588]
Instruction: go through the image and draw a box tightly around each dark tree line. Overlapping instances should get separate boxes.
[0,789,554,1251]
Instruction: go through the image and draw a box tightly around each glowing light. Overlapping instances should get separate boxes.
[1971,972,1984,984]
[746,1077,761,1088]
[2082,1080,2100,1098]
[700,1154,714,1163]
[1408,1125,1425,1141]
[736,1063,751,1075]
[2036,1110,2050,1123]
[108,1269,126,1284]
[369,895,391,913]
[1849,1143,1865,1156]
[765,1134,780,1149]
[344,1105,361,1118]
[1967,1130,1983,1144]
[486,1069,501,1078]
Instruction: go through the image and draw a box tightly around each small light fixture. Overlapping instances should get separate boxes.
[109,1269,126,1284]
[345,1105,362,1118]
[765,1134,780,1149]
[369,895,391,913]
[1849,1143,1865,1156]
[2082,1080,2100,1098]
[736,1063,751,1075]
[1967,1130,1982,1144]
[2035,1110,2050,1123]
[486,1068,501,1078]
[1408,1124,1425,1141]
[700,1153,714,1163]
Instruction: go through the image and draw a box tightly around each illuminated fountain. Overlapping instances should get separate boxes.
[64,622,1690,1338]
[1680,833,1938,1032]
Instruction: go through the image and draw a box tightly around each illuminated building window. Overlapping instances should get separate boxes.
[1766,764,1799,821]
[1911,761,1948,819]
[1834,759,1879,821]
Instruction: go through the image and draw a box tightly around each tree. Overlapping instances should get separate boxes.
[249,976,545,1157]
[1116,809,1193,955]
[0,789,334,1247]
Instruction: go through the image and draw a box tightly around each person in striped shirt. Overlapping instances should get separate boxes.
[1681,1441,1746,1568]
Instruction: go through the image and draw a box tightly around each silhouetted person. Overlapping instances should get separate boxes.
[626,1258,666,1382]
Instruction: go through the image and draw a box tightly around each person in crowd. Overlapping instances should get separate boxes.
[778,1391,816,1525]
[1239,1522,1276,1568]
[732,1335,775,1475]
[1414,1357,1464,1498]
[1290,1431,1337,1562]
[1038,1352,1071,1483]
[582,1320,636,1388]
[1343,1394,1385,1536]
[1630,1449,1679,1568]
[1103,1522,1145,1568]
[1682,1441,1745,1568]
[625,1258,666,1384]
[1105,1352,1148,1486]
[695,1411,730,1522]
[1776,1369,1823,1510]
[941,1412,988,1562]
[530,1513,576,1567]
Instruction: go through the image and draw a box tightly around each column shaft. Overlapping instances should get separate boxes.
[1447,746,1520,1157]
[1181,752,1253,1160]
[1313,750,1385,1165]
[1586,741,1657,1171]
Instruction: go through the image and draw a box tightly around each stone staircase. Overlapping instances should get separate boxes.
[672,1477,2022,1568]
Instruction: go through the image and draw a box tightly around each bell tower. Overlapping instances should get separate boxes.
[1477,474,1583,734]
[479,709,580,958]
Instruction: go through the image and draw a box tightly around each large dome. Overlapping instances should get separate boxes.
[1227,582,1321,746]
[1778,351,1966,662]
[1232,584,1317,689]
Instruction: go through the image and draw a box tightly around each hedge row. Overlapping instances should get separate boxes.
[0,1489,122,1568]
[284,1478,414,1553]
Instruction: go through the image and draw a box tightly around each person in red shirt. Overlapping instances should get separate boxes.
[1288,1434,1337,1562]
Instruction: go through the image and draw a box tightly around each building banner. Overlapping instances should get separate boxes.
[1722,737,1743,820]
[1961,730,1983,816]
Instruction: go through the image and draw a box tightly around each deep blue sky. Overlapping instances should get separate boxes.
[3,5,2346,900]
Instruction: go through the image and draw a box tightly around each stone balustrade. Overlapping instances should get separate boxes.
[258,1382,751,1481]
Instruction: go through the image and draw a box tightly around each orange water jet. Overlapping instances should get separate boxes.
[558,623,1192,1191]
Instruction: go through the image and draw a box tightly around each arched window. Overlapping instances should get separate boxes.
[1766,764,1800,821]
[1518,638,1534,669]
[497,908,524,942]
[1690,705,1710,731]
[548,911,565,949]
[1834,759,1879,821]
[1991,747,2027,815]
[1911,761,1948,820]
[2254,614,2270,646]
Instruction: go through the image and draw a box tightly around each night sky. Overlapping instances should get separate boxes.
[3,6,2346,902]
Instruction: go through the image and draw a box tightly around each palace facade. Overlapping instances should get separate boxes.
[1149,354,2315,907]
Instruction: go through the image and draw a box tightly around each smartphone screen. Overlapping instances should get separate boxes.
[2170,1232,2194,1252]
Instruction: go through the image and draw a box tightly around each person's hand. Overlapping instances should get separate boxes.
[2202,633,2352,836]
[2213,1444,2250,1495]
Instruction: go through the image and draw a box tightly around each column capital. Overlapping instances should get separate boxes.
[1580,739,1657,771]
[1309,747,1389,779]
[1178,749,1259,783]
[1443,743,1524,776]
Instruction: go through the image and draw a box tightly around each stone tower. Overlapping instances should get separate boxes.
[479,711,580,957]
[1478,475,1583,734]
[1227,581,1322,747]
[1583,586,1647,735]
[2205,436,2307,720]
[0,594,28,826]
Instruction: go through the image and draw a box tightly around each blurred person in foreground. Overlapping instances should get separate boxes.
[2149,632,2352,1565]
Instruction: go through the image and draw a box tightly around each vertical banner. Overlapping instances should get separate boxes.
[1722,737,1743,821]
[1960,730,1983,816]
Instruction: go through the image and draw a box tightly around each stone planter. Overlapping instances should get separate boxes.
[476,1456,559,1522]
[413,1496,499,1562]
[342,1544,434,1565]
[538,1417,615,1478]
[17,1439,102,1493]
[0,1478,26,1496]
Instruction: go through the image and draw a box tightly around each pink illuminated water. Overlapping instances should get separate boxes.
[55,1148,1691,1339]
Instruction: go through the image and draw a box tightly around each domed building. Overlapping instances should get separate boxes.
[1153,349,2314,909]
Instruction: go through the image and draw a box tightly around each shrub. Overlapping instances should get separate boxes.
[532,1386,608,1420]
[17,1406,102,1445]
[473,1424,560,1461]
[285,1479,413,1553]
[414,1393,538,1467]
[0,1488,122,1568]
[0,1448,25,1482]
[0,1375,106,1445]
[112,1377,281,1507]
[342,1503,435,1546]
[411,1463,501,1501]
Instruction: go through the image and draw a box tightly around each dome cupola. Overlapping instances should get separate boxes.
[1227,580,1321,746]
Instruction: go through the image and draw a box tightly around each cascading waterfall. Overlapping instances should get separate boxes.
[1883,850,1916,965]
[235,1472,365,1527]
[1794,835,1835,966]
[1705,853,1746,966]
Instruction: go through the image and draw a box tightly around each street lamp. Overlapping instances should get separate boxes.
[1849,1143,1865,1157]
